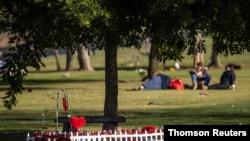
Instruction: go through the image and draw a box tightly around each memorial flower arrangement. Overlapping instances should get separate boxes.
[27,125,163,141]
[26,90,164,141]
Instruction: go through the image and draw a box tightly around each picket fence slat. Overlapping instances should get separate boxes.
[26,127,164,141]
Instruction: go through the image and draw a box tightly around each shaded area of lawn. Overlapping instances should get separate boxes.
[1,102,250,140]
[0,131,27,141]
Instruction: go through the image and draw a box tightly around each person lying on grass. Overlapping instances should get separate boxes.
[138,73,171,90]
[204,64,236,90]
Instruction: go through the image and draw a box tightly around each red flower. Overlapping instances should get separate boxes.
[27,88,32,93]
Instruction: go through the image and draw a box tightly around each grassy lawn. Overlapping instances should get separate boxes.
[0,37,250,140]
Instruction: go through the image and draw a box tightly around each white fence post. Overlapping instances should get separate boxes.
[26,127,164,141]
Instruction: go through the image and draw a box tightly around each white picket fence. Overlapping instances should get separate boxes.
[26,127,164,141]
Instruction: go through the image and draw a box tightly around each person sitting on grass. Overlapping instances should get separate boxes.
[189,62,211,90]
[205,64,236,90]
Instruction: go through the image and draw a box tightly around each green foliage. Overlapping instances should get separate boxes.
[144,0,192,61]
[207,0,250,55]
[65,0,110,27]
[145,0,250,61]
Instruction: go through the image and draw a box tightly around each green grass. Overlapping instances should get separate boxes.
[0,37,250,141]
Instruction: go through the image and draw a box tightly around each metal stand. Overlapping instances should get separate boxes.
[55,90,68,132]
[42,109,48,130]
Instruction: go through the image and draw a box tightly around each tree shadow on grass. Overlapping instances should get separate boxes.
[0,104,249,140]
[0,131,27,141]
[121,107,250,126]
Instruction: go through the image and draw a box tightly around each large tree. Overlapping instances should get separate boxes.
[86,0,147,130]
[0,0,145,131]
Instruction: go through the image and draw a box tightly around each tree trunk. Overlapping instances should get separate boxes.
[76,46,94,71]
[147,43,159,76]
[193,52,204,68]
[53,49,61,71]
[208,40,223,68]
[66,47,74,71]
[102,38,118,131]
[141,43,159,81]
[193,31,204,68]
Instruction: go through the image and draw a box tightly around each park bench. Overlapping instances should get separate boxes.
[55,116,126,132]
